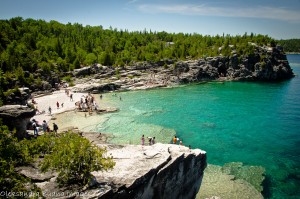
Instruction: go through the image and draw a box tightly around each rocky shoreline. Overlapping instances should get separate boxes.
[15,131,207,199]
[0,46,293,199]
[0,91,207,199]
[3,46,294,105]
[70,47,294,94]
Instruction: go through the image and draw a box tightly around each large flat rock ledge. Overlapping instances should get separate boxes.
[35,143,206,199]
[92,143,207,199]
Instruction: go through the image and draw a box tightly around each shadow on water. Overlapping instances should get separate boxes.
[262,175,272,198]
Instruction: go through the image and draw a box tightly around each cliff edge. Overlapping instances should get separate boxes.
[21,133,206,199]
[93,143,206,199]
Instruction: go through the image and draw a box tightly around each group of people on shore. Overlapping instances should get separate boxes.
[141,135,156,146]
[28,88,75,137]
[76,94,100,117]
[172,136,183,145]
[29,118,58,137]
[140,135,188,148]
[28,85,106,138]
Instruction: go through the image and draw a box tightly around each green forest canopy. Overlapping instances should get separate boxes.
[277,39,300,53]
[0,17,280,104]
[1,17,277,72]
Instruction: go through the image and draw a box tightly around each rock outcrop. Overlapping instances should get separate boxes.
[93,144,206,199]
[4,87,31,105]
[0,105,35,138]
[72,82,120,93]
[25,134,206,199]
[172,47,294,82]
[71,46,294,93]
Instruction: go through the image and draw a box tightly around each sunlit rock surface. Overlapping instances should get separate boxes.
[91,143,207,199]
[33,133,207,199]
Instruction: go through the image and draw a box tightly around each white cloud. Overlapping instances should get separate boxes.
[137,4,300,23]
[128,0,139,4]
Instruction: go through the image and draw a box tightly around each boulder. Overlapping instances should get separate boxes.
[229,54,239,69]
[41,81,52,90]
[174,61,189,74]
[4,88,31,105]
[73,66,91,77]
[0,105,35,138]
[72,83,120,93]
[16,165,55,182]
[196,65,219,80]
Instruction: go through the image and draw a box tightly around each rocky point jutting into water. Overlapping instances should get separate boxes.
[70,45,294,93]
[17,133,207,199]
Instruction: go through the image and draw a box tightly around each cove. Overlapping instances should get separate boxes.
[57,55,300,198]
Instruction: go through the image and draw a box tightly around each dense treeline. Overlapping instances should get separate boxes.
[277,39,300,53]
[0,17,277,104]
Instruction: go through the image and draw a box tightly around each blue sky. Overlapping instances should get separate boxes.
[0,0,300,39]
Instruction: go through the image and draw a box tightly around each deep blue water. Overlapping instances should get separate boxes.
[95,54,300,198]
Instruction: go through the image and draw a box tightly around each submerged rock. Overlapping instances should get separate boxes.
[222,162,266,192]
[197,164,264,199]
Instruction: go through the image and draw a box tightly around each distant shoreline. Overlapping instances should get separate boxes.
[286,52,300,55]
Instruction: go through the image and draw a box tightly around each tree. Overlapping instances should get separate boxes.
[99,51,112,66]
[73,57,81,69]
[84,53,97,65]
[40,132,115,185]
[0,122,34,192]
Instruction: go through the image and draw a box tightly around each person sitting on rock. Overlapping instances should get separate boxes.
[32,98,37,104]
[35,105,41,114]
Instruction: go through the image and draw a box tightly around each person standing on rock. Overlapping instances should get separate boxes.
[32,120,38,137]
[70,93,73,101]
[48,106,52,115]
[151,137,155,145]
[173,136,177,144]
[53,123,58,135]
[42,120,48,133]
[148,137,152,145]
[56,101,60,109]
[141,135,145,145]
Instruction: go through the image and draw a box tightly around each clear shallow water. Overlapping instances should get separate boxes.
[58,55,300,198]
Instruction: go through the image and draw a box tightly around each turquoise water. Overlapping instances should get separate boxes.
[91,55,300,198]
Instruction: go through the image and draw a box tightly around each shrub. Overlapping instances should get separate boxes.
[0,122,36,192]
[39,132,115,186]
[62,75,72,83]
